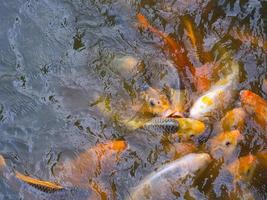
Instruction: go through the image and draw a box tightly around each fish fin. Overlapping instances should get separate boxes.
[15,171,63,193]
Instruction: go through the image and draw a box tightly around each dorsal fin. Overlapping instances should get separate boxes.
[15,171,63,193]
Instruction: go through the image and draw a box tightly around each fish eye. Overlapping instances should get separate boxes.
[189,134,195,138]
[225,141,231,146]
[149,99,155,107]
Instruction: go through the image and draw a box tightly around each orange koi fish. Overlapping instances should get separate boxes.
[53,140,127,188]
[240,90,267,131]
[0,155,99,200]
[136,13,211,93]
[226,154,257,183]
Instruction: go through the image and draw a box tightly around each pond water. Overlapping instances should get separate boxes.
[0,0,266,199]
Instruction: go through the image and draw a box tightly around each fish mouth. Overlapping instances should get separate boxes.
[161,109,184,118]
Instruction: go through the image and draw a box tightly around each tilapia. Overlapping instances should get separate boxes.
[128,153,211,200]
[189,61,240,121]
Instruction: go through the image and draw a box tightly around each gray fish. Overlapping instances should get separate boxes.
[143,117,179,134]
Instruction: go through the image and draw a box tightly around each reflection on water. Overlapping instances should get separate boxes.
[0,0,266,199]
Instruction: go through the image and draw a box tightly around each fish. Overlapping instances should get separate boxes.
[240,90,267,131]
[182,16,213,64]
[143,117,205,140]
[219,108,247,132]
[53,140,127,188]
[0,155,99,200]
[226,154,257,183]
[189,61,240,121]
[136,13,211,93]
[256,151,267,168]
[140,87,171,115]
[128,153,212,200]
[208,130,243,161]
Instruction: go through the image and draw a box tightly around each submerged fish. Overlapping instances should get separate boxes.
[240,90,267,131]
[226,154,257,183]
[136,13,211,93]
[0,155,99,200]
[140,87,171,115]
[166,142,197,160]
[208,130,243,161]
[128,153,211,200]
[189,61,240,121]
[53,140,127,188]
[143,117,205,139]
[219,108,247,132]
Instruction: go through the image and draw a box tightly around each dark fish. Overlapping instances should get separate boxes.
[143,117,180,134]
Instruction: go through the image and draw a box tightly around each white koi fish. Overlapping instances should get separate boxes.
[128,153,211,200]
[189,61,239,121]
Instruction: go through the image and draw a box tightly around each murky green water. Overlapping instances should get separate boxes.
[0,0,266,199]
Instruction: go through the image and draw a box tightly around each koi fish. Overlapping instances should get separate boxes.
[189,61,239,121]
[219,108,247,132]
[143,117,205,140]
[136,13,211,93]
[208,130,243,161]
[226,154,257,183]
[0,155,99,200]
[140,87,171,115]
[182,17,213,64]
[128,153,211,200]
[240,90,267,131]
[53,140,127,188]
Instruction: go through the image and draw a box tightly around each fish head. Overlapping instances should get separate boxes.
[176,118,206,140]
[226,154,257,182]
[208,130,243,161]
[141,87,171,115]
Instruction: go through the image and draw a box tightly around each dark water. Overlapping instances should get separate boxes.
[0,0,266,199]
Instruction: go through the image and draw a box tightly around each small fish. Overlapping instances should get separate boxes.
[226,154,257,183]
[219,108,247,132]
[208,130,243,161]
[136,13,211,93]
[189,61,239,121]
[128,153,212,200]
[240,90,267,131]
[140,87,171,115]
[0,155,98,200]
[143,117,205,139]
